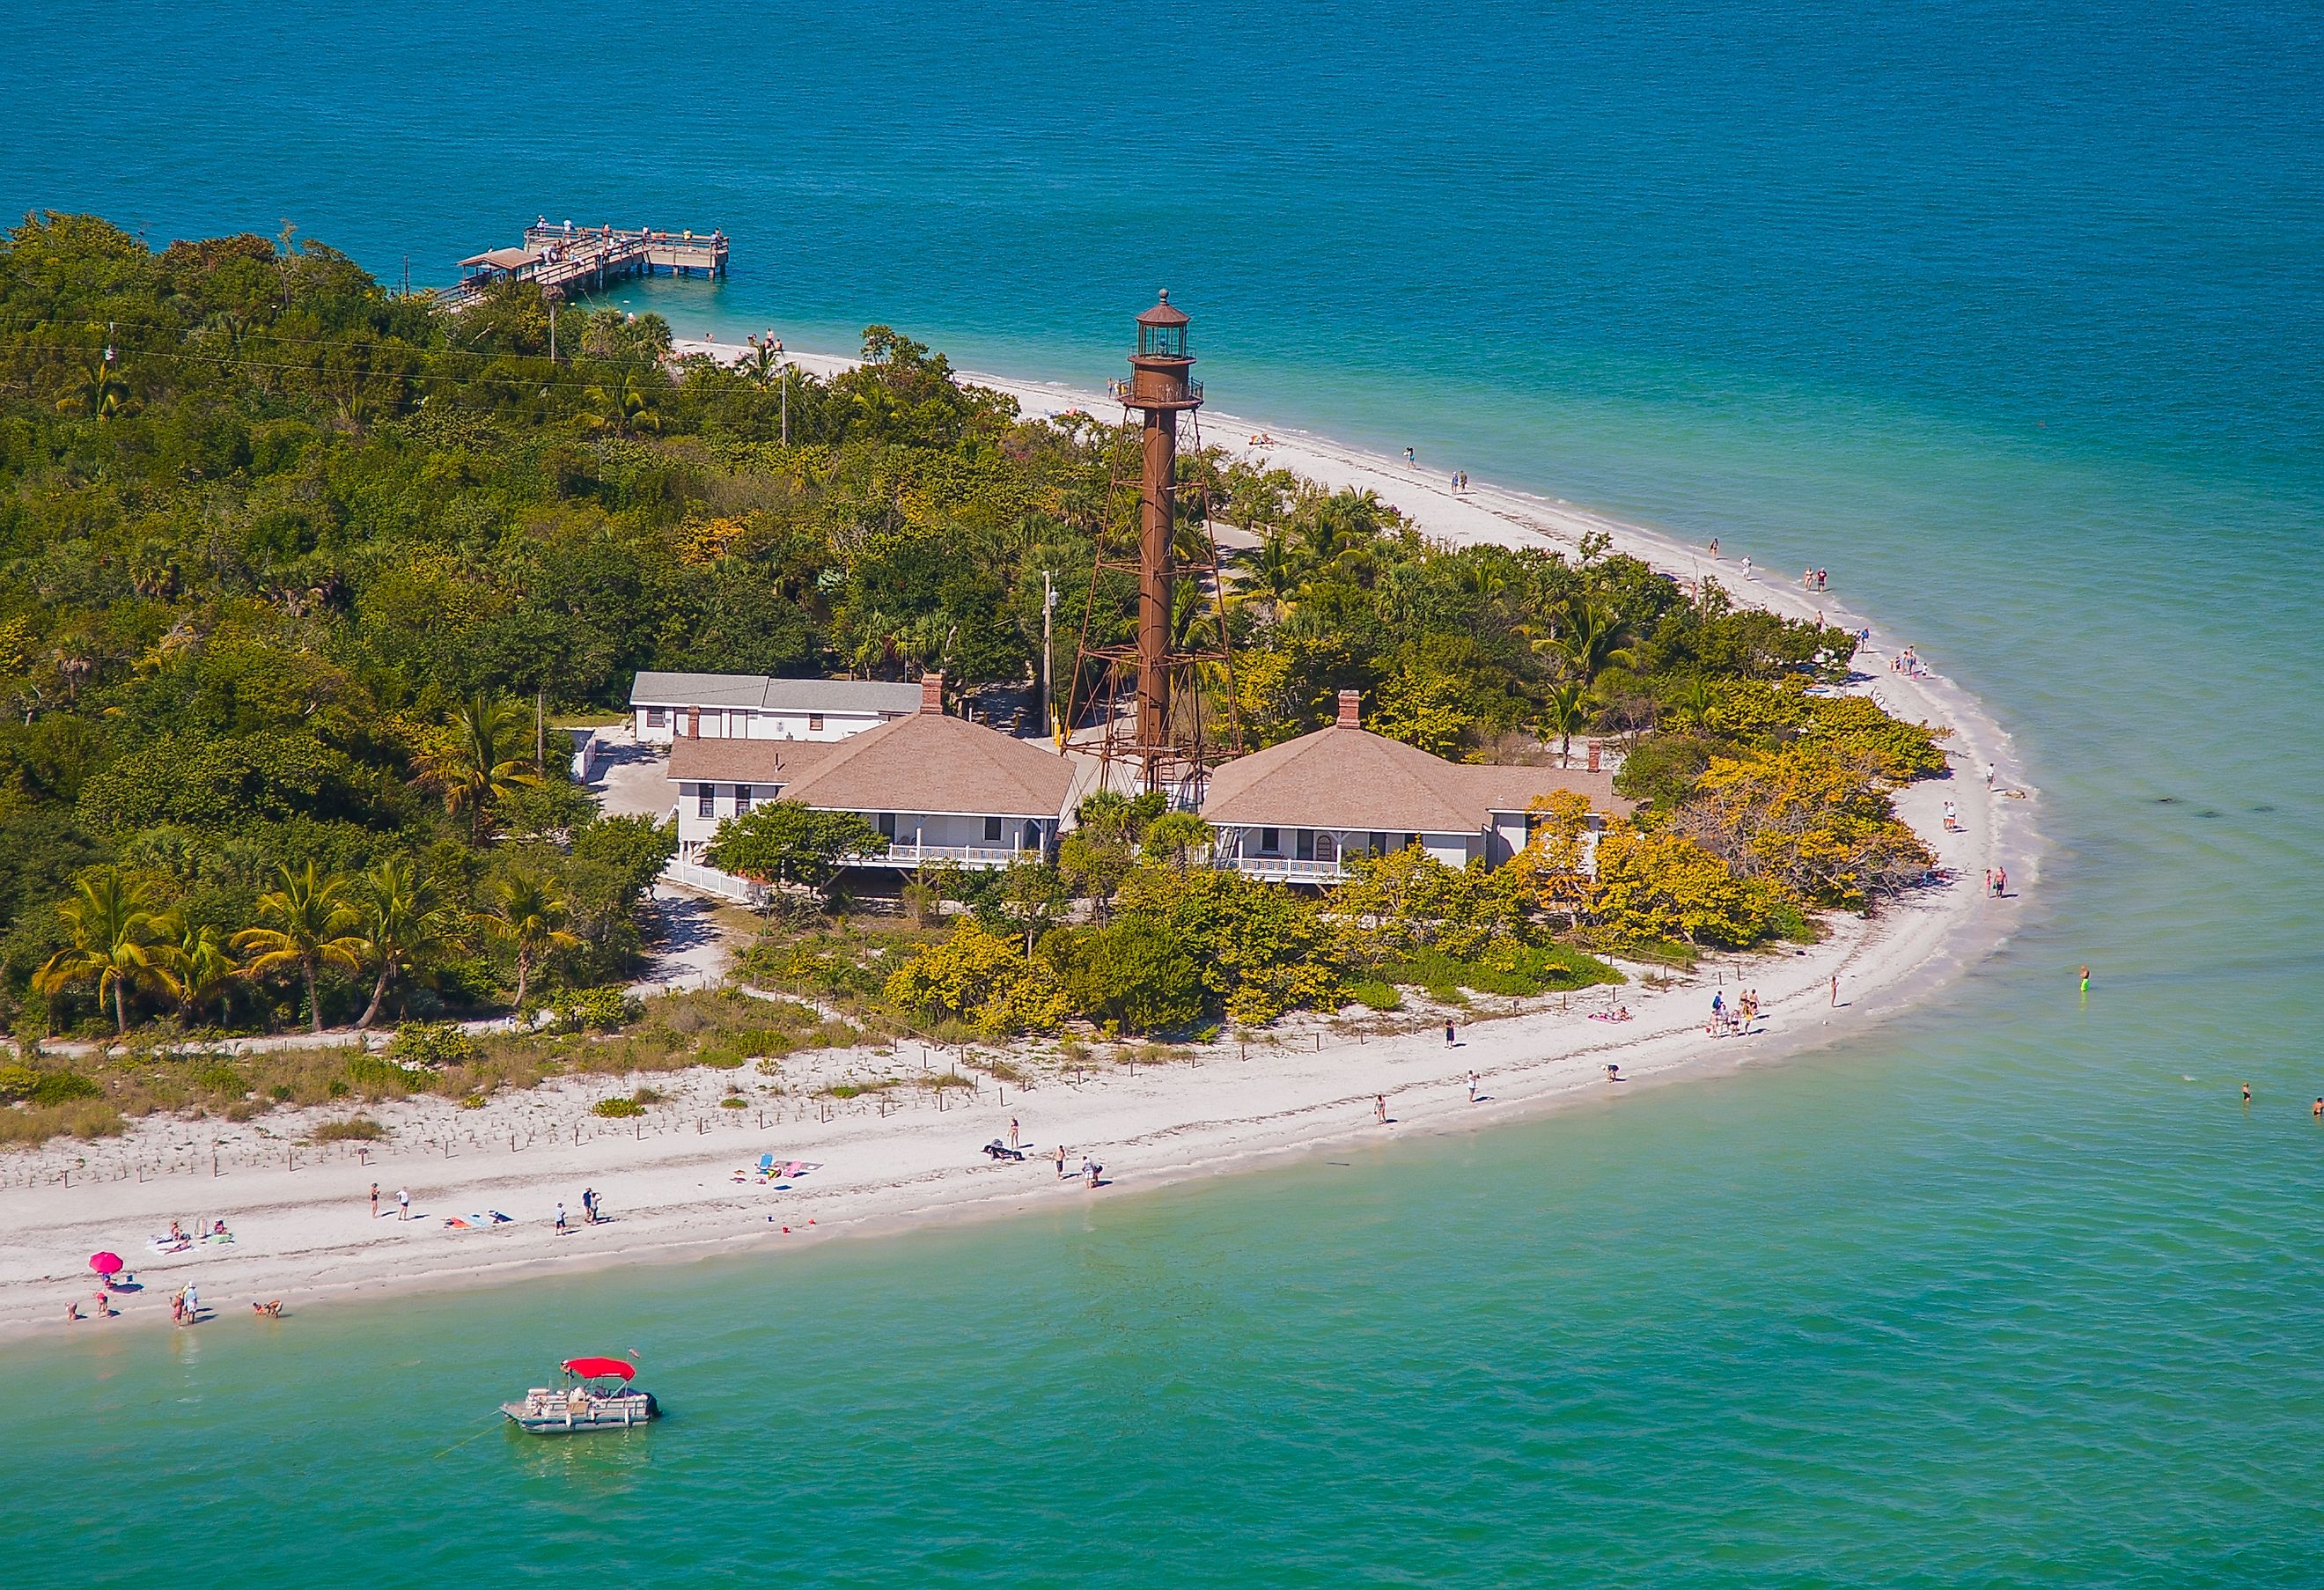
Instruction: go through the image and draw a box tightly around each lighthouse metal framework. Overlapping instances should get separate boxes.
[1065,291,1240,802]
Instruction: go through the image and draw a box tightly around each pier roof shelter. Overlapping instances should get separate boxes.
[458,247,543,284]
[664,674,1073,892]
[1201,690,1632,885]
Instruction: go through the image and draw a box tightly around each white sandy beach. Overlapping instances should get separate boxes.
[0,342,2038,1337]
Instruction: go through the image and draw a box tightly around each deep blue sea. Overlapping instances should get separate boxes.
[6,1,2323,1582]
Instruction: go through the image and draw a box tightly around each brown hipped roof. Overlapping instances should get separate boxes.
[667,738,839,786]
[1200,725,1633,834]
[671,715,1072,820]
[783,712,1073,818]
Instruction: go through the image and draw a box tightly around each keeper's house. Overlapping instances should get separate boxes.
[666,674,1074,898]
[629,670,921,745]
[1200,690,1633,885]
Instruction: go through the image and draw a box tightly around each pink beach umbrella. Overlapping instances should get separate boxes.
[89,1251,123,1277]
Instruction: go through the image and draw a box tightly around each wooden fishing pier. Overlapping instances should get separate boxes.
[438,220,728,309]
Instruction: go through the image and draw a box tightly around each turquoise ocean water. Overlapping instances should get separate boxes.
[7,1,2323,1581]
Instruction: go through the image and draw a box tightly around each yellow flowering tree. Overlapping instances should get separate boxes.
[1589,825,1787,948]
[1681,747,1934,910]
[883,919,1070,1036]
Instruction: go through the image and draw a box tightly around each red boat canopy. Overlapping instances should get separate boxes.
[561,1357,636,1381]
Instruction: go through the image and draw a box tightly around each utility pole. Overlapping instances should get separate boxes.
[1043,570,1056,745]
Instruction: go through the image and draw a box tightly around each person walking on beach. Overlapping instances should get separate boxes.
[582,1188,597,1224]
[396,1187,409,1221]
[1708,537,1719,558]
[1467,1071,1481,1103]
[369,1181,379,1219]
[1444,1020,1457,1049]
[1741,555,1752,580]
[1375,1094,1388,1125]
[555,1202,569,1233]
[1985,762,1997,789]
[1009,1117,1021,1151]
[1404,446,1416,467]
[1829,975,1840,1007]
[1055,1144,1069,1181]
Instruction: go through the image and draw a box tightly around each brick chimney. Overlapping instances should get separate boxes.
[1586,740,1601,773]
[685,705,700,740]
[920,671,945,716]
[1336,688,1362,729]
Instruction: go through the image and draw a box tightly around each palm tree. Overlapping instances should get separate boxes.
[743,339,782,393]
[57,354,133,419]
[478,870,580,1009]
[34,869,168,1035]
[234,862,366,1034]
[1239,536,1302,617]
[352,858,458,1029]
[156,917,239,1027]
[420,696,543,840]
[1539,679,1594,769]
[585,372,665,435]
[1662,676,1719,733]
[1554,600,1636,684]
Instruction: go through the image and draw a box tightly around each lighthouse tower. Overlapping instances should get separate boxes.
[1066,292,1239,799]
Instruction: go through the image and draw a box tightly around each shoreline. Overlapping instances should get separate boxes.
[0,345,2040,1341]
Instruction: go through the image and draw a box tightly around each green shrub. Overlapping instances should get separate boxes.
[0,1063,40,1101]
[346,1054,425,1092]
[718,1095,748,1110]
[188,1060,246,1094]
[592,1096,644,1118]
[695,1027,795,1069]
[553,987,645,1034]
[1379,944,1622,999]
[1342,979,1403,1012]
[28,1071,102,1106]
[389,1022,479,1068]
[313,1116,386,1142]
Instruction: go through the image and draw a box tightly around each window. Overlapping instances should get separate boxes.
[1295,829,1316,862]
[695,784,714,818]
[645,707,667,728]
[734,784,753,813]
[1370,832,1388,856]
[807,713,825,732]
[983,815,1004,843]
[1259,828,1281,856]
[1404,834,1421,851]
[1023,821,1042,851]
[876,812,896,840]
